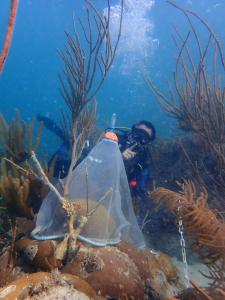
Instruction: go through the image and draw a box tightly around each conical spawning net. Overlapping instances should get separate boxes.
[31,138,145,248]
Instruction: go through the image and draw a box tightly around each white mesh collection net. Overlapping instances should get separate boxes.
[31,138,145,248]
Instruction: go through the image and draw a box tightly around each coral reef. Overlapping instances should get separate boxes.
[15,237,60,271]
[150,180,225,294]
[146,1,225,211]
[0,271,99,300]
[0,111,55,219]
[117,242,183,298]
[2,1,224,299]
[62,244,145,299]
[11,237,184,300]
[0,161,34,219]
[144,7,225,297]
[0,157,53,220]
[62,242,183,299]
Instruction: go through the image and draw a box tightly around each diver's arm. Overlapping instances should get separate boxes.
[122,144,137,160]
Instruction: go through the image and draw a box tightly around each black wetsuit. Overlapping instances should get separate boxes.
[116,129,151,196]
[115,128,154,229]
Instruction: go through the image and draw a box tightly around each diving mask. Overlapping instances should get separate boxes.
[131,127,152,145]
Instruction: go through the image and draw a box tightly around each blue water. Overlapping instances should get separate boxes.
[0,0,225,156]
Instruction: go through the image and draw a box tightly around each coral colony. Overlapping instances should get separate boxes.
[0,1,224,299]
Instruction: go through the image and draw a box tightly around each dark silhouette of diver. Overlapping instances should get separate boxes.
[37,114,72,178]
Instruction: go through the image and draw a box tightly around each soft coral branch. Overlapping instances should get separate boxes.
[0,0,19,73]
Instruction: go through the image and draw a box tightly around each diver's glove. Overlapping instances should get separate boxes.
[122,145,136,160]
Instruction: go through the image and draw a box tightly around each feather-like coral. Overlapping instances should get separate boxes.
[0,111,43,162]
[150,180,225,289]
[0,160,33,219]
[0,111,56,219]
[0,158,55,220]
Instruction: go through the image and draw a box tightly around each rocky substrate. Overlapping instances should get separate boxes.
[0,237,185,300]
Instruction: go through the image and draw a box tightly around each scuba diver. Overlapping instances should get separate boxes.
[37,115,156,197]
[114,120,156,197]
[114,121,157,231]
[37,115,156,230]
